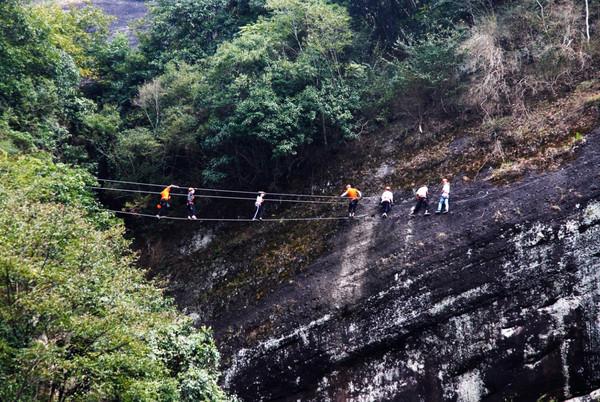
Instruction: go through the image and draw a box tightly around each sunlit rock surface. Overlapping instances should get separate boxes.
[45,0,146,42]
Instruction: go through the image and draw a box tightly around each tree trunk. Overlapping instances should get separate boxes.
[321,111,327,146]
[585,0,590,43]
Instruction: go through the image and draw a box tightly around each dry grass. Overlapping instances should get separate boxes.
[378,78,600,188]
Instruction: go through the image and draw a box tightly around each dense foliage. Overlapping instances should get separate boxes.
[3,0,598,188]
[0,0,598,398]
[128,0,365,185]
[0,155,229,401]
[139,0,266,72]
[0,0,110,160]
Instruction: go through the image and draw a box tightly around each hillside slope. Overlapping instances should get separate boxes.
[216,126,600,401]
[129,101,600,401]
[123,78,600,400]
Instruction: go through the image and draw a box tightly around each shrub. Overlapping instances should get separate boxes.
[0,155,231,401]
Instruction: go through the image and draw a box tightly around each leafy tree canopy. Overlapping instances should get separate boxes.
[0,0,111,160]
[121,0,366,187]
[139,0,267,72]
[0,154,230,401]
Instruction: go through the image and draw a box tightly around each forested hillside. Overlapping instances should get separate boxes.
[4,0,598,189]
[2,0,600,400]
[0,1,231,400]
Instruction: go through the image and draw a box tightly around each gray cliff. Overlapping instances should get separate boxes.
[149,130,600,401]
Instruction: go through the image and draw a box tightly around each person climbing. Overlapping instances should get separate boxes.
[340,184,362,218]
[187,187,198,220]
[252,191,266,221]
[380,186,394,218]
[410,185,430,217]
[156,184,177,218]
[436,178,450,214]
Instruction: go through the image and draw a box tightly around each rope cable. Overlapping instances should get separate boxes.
[107,209,367,222]
[94,171,562,223]
[90,186,355,205]
[96,178,351,199]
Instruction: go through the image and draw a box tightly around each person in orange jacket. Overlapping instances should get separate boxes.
[156,184,178,218]
[340,184,362,218]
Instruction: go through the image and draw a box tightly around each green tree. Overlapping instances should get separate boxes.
[0,155,230,401]
[387,30,464,123]
[0,0,116,162]
[139,0,266,73]
[336,0,493,51]
[118,0,365,187]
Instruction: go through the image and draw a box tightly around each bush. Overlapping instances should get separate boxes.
[461,1,593,117]
[380,29,464,126]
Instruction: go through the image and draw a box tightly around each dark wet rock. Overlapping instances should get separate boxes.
[217,129,600,401]
[141,128,600,400]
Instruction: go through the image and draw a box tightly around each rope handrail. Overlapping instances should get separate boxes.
[96,178,370,199]
[90,186,359,205]
[107,209,367,222]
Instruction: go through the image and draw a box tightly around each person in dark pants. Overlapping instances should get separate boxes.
[187,187,197,220]
[410,185,430,216]
[380,186,394,218]
[252,191,266,221]
[156,184,177,218]
[340,184,362,217]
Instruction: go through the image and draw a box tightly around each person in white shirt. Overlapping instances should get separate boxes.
[186,187,198,220]
[436,178,450,214]
[410,185,430,216]
[252,191,266,221]
[380,186,394,218]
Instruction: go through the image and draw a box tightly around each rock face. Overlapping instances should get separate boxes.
[49,0,146,43]
[216,130,600,401]
[140,130,600,400]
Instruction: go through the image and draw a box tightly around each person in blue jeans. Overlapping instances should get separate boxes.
[436,178,450,214]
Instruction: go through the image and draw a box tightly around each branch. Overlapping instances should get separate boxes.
[585,0,590,43]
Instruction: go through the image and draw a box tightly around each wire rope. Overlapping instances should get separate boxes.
[97,178,348,199]
[107,209,367,222]
[90,186,356,205]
